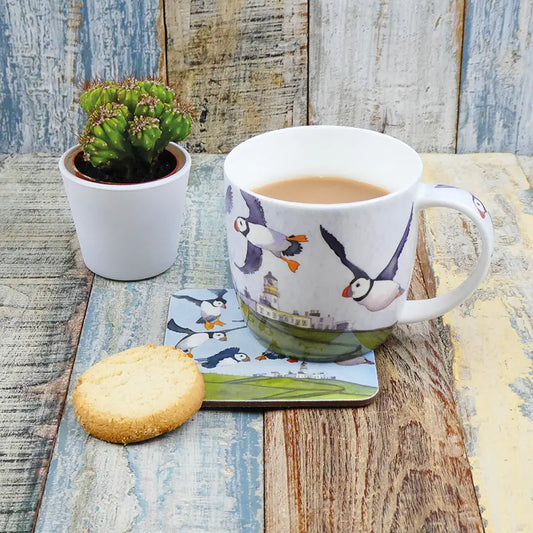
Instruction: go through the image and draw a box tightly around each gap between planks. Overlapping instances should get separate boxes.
[0,154,95,532]
[423,153,533,532]
[31,274,94,533]
[264,215,483,532]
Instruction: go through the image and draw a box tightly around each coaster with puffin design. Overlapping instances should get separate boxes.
[164,289,379,408]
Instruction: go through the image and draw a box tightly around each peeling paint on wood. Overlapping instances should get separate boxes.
[518,155,533,187]
[1,1,533,155]
[308,0,465,152]
[0,0,163,154]
[422,153,533,532]
[458,1,533,154]
[35,155,263,532]
[165,0,308,153]
[3,152,532,529]
[264,228,484,532]
[0,154,93,531]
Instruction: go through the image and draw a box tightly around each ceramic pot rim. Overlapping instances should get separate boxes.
[59,142,191,191]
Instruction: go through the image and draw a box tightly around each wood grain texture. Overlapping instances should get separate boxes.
[165,0,308,153]
[518,155,533,187]
[422,154,533,532]
[458,0,533,154]
[35,155,264,532]
[0,154,93,531]
[265,214,483,532]
[0,0,162,154]
[2,0,533,155]
[309,0,464,152]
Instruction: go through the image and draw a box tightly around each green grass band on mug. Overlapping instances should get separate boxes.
[238,296,394,362]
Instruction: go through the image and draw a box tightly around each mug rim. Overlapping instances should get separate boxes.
[224,125,423,209]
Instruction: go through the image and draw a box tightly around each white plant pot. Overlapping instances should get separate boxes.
[59,142,191,281]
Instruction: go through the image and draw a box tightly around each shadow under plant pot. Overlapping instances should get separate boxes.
[59,142,191,281]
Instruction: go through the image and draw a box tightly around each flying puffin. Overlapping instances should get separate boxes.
[234,190,308,273]
[435,185,489,219]
[256,351,299,363]
[174,290,228,329]
[199,347,251,368]
[167,319,245,355]
[472,195,488,218]
[320,206,413,312]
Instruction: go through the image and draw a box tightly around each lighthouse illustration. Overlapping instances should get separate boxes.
[259,271,279,310]
[239,271,338,330]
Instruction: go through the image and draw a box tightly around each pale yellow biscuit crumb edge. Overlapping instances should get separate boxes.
[72,345,205,444]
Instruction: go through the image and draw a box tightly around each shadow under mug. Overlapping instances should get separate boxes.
[224,126,494,362]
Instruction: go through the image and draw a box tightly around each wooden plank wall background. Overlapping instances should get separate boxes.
[0,0,531,155]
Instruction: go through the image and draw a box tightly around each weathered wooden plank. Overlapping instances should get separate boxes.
[265,217,484,531]
[309,0,464,152]
[422,153,533,532]
[0,0,162,154]
[36,155,263,532]
[518,155,533,187]
[165,0,308,153]
[458,1,533,154]
[0,154,93,531]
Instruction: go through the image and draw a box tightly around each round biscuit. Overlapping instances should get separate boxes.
[73,344,205,443]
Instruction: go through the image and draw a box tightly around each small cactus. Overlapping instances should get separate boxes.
[78,77,193,182]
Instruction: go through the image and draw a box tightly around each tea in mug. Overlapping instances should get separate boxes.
[253,176,389,204]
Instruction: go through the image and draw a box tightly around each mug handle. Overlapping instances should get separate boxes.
[397,184,494,324]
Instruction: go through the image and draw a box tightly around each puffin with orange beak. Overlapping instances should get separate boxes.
[472,195,488,218]
[174,290,228,330]
[167,319,246,355]
[233,190,307,274]
[320,206,413,312]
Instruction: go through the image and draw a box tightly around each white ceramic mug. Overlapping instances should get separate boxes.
[224,126,493,361]
[60,142,191,281]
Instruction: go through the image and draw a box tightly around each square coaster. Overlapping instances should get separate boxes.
[164,289,379,408]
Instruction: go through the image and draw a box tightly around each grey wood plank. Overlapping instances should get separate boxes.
[458,0,533,154]
[35,155,263,532]
[165,0,308,153]
[0,0,162,154]
[309,0,464,152]
[0,154,93,532]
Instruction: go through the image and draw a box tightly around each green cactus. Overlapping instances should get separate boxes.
[78,77,193,183]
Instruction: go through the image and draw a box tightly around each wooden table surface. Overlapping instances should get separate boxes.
[0,153,531,532]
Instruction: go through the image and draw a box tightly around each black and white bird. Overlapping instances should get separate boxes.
[320,206,413,312]
[472,195,488,219]
[167,319,227,354]
[435,185,488,219]
[174,290,228,330]
[167,319,245,355]
[256,351,299,363]
[199,347,250,368]
[234,190,307,274]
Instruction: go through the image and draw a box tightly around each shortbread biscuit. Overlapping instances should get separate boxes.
[73,345,204,443]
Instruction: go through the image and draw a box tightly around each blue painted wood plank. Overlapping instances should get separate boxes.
[458,0,533,154]
[0,0,162,154]
[0,154,94,532]
[35,155,264,532]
